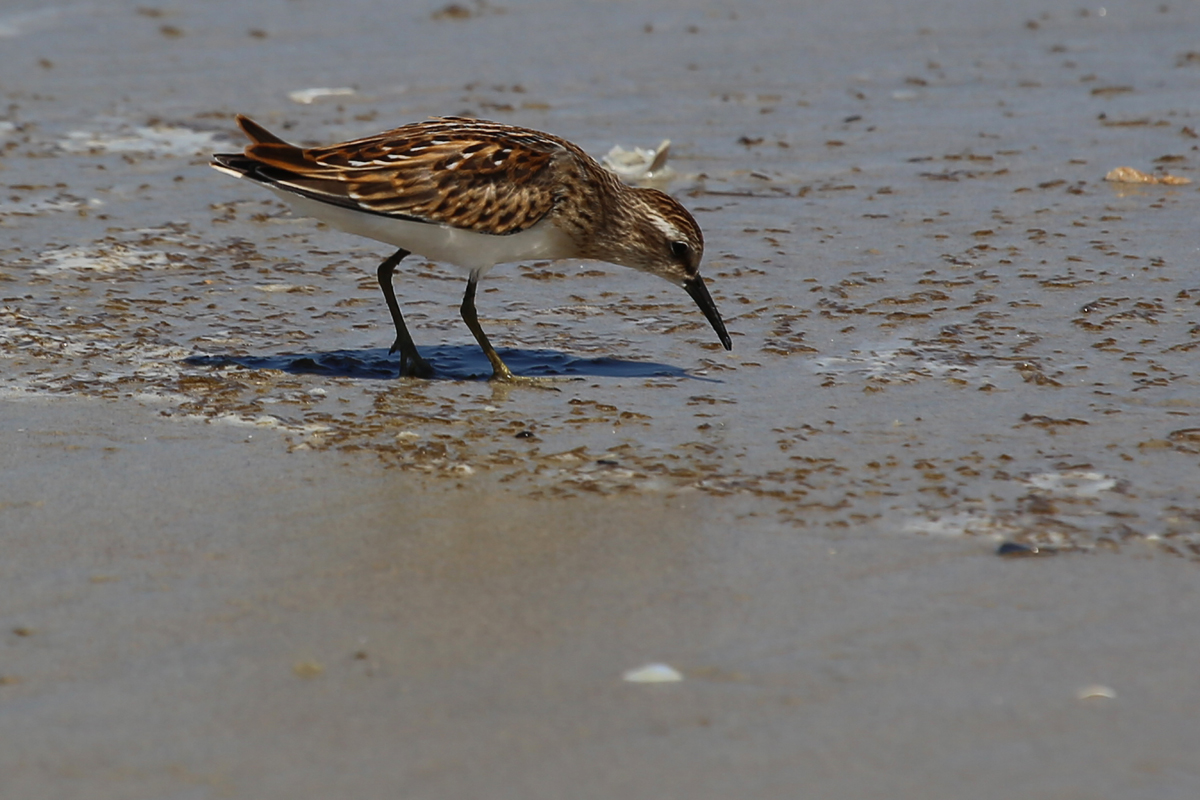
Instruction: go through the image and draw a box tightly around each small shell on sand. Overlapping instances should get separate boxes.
[1104,166,1191,185]
[622,662,683,683]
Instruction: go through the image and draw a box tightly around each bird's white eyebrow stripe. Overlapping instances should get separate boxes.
[649,214,682,241]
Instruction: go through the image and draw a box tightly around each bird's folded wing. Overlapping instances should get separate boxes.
[229,116,567,235]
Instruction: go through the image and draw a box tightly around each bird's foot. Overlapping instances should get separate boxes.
[486,363,580,389]
[390,340,434,379]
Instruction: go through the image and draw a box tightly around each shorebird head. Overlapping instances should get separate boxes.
[610,188,731,351]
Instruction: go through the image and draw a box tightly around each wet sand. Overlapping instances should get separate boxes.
[3,0,1200,797]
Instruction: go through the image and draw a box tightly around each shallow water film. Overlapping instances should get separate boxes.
[3,1,1200,798]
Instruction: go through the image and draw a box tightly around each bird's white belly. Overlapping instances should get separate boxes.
[272,189,578,273]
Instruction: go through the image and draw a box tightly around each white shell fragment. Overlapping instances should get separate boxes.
[1076,684,1117,700]
[622,662,683,683]
[288,87,357,105]
[602,140,674,182]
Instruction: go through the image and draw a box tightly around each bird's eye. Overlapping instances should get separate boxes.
[670,241,691,261]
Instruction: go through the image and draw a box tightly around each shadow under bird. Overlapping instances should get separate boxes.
[210,115,732,382]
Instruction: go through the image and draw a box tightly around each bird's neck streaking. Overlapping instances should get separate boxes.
[568,176,658,262]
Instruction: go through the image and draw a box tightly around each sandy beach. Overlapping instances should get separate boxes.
[3,0,1200,797]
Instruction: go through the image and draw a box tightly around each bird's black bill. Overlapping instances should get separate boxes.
[684,275,732,351]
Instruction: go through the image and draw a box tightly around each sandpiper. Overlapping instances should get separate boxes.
[211,115,731,381]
